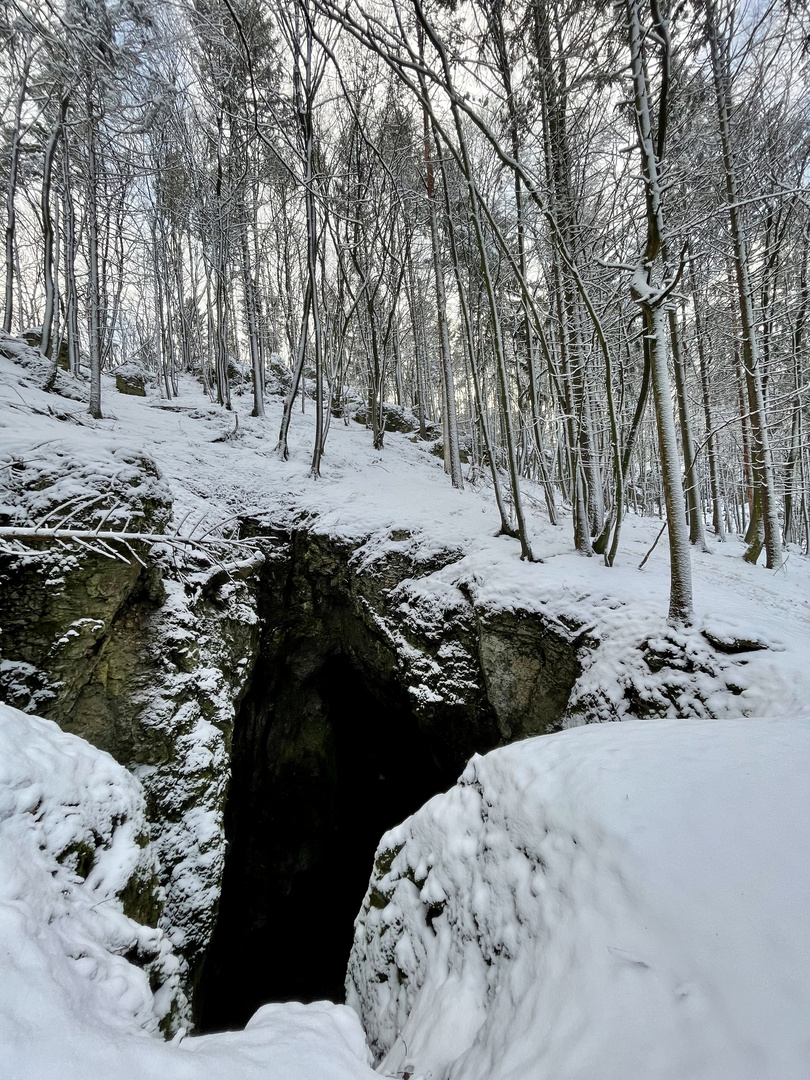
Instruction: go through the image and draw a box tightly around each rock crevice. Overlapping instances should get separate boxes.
[1,506,585,1028]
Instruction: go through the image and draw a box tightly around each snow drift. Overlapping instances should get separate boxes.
[348,716,810,1080]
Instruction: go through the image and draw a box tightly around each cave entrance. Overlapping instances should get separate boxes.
[195,653,456,1032]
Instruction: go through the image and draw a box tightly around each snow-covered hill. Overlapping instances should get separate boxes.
[2,333,809,724]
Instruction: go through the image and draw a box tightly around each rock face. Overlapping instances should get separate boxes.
[0,444,262,1018]
[0,452,586,1029]
[0,543,262,1000]
[477,608,582,739]
[196,524,586,1029]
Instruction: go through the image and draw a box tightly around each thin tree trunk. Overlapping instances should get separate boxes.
[3,56,31,333]
[86,87,103,420]
[705,0,782,568]
[688,251,725,540]
[277,281,312,459]
[240,206,264,418]
[783,235,808,540]
[668,299,707,548]
[490,0,556,524]
[405,245,429,438]
[439,154,514,536]
[62,133,80,375]
[626,0,693,623]
[416,3,534,557]
[41,96,69,380]
[417,43,463,489]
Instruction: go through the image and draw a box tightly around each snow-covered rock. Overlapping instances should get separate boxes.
[114,362,149,397]
[0,700,380,1080]
[0,700,186,1044]
[348,717,810,1080]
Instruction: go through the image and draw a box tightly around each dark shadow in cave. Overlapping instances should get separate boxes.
[195,653,457,1032]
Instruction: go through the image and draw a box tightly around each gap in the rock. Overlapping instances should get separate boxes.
[195,653,456,1033]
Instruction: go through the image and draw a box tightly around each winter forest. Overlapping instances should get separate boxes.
[2,0,810,1076]
[4,0,810,614]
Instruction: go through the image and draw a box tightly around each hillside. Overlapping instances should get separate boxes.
[1,339,810,1079]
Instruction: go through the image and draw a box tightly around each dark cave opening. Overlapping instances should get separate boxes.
[195,652,457,1033]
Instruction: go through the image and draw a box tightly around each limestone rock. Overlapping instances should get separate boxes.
[0,444,261,1005]
[477,608,582,739]
[353,401,440,438]
[21,327,70,368]
[115,363,148,396]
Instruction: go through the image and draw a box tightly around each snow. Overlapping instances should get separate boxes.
[2,340,810,1077]
[5,332,809,726]
[349,717,810,1080]
[0,699,180,1047]
[0,700,378,1080]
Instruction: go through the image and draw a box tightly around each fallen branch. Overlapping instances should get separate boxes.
[639,519,668,570]
[0,525,266,569]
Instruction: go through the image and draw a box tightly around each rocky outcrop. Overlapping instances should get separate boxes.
[0,451,587,1028]
[0,544,262,998]
[353,401,439,438]
[195,522,587,1028]
[0,443,264,1016]
[21,326,70,368]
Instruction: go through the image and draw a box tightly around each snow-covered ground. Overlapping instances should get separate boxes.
[3,336,809,723]
[2,343,810,1078]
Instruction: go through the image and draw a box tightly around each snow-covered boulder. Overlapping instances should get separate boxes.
[0,702,383,1080]
[353,401,440,438]
[348,717,810,1080]
[0,700,187,1051]
[20,327,70,369]
[114,363,149,396]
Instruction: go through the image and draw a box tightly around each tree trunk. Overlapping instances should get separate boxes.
[626,0,693,623]
[41,96,69,369]
[416,3,534,556]
[705,0,782,568]
[668,300,707,548]
[3,56,31,333]
[86,87,103,420]
[418,44,463,489]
